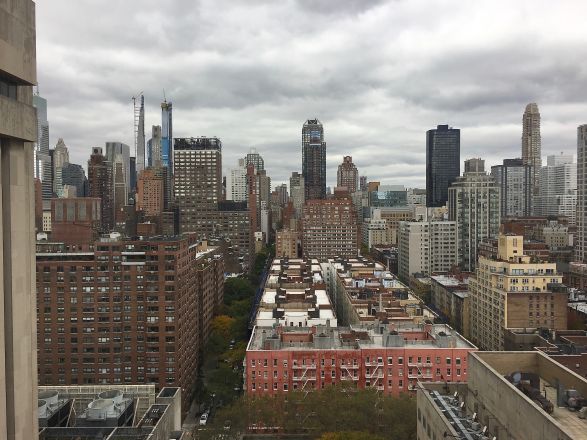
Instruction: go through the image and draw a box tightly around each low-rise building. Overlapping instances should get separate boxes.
[430,273,473,338]
[246,322,476,396]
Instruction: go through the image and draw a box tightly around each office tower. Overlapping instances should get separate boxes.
[245,147,264,171]
[535,153,577,224]
[129,156,137,191]
[289,171,305,217]
[161,100,173,170]
[226,158,248,202]
[36,236,224,412]
[302,197,358,259]
[577,125,587,262]
[50,198,101,244]
[369,184,407,207]
[397,221,458,281]
[490,158,533,218]
[0,0,38,437]
[302,119,327,200]
[522,102,542,194]
[469,235,566,351]
[61,162,88,197]
[147,125,162,168]
[426,125,460,207]
[137,168,164,217]
[359,175,367,192]
[174,137,222,237]
[276,183,288,205]
[105,141,131,194]
[33,94,53,200]
[134,94,146,173]
[52,138,69,197]
[88,147,114,233]
[448,158,500,271]
[337,156,358,193]
[406,188,426,206]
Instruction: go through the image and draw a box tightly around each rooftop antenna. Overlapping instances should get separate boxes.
[163,88,167,103]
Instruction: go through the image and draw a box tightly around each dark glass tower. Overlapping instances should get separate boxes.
[426,125,460,207]
[302,119,326,200]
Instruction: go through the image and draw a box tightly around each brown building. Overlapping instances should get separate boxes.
[336,155,358,193]
[36,235,224,412]
[276,229,299,258]
[137,168,165,217]
[51,198,101,245]
[88,147,113,233]
[302,197,359,260]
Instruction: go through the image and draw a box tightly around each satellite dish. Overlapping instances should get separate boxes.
[453,391,458,398]
[460,402,465,409]
[482,426,488,434]
[472,412,477,421]
[512,372,522,384]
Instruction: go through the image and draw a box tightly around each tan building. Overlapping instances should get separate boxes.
[137,168,164,217]
[0,0,39,437]
[276,228,299,258]
[469,234,566,351]
[417,351,587,440]
[372,207,414,245]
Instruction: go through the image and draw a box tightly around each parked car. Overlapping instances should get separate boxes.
[199,412,209,426]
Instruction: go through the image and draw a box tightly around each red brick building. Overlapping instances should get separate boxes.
[50,197,101,245]
[245,322,476,395]
[36,235,224,411]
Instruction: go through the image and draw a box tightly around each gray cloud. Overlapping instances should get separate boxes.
[35,0,587,189]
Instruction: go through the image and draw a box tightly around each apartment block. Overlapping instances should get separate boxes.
[397,221,458,281]
[325,257,430,326]
[137,168,165,217]
[255,258,336,327]
[417,351,587,440]
[245,322,476,396]
[430,273,473,339]
[302,198,359,260]
[469,234,566,351]
[36,236,224,412]
[51,197,101,245]
[276,229,299,258]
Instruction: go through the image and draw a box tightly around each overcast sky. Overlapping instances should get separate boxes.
[35,0,587,189]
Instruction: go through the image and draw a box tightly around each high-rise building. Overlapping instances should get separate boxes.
[302,197,358,259]
[522,102,542,194]
[302,119,326,200]
[359,175,368,192]
[61,162,88,197]
[137,168,165,217]
[0,0,38,436]
[275,183,288,206]
[490,158,533,218]
[36,237,224,412]
[369,184,407,207]
[397,221,458,281]
[50,197,101,244]
[52,138,69,197]
[33,93,53,200]
[469,234,566,351]
[105,141,131,194]
[289,171,305,217]
[135,94,146,174]
[226,158,248,202]
[88,147,114,233]
[174,137,222,237]
[535,153,577,224]
[147,125,162,168]
[337,156,358,193]
[161,100,173,170]
[577,124,587,263]
[426,125,460,207]
[448,158,500,271]
[244,147,265,172]
[112,153,128,225]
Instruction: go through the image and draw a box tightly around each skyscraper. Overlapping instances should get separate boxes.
[33,93,53,200]
[490,158,533,218]
[52,138,69,197]
[105,141,131,195]
[147,125,162,167]
[302,119,326,200]
[61,162,88,197]
[161,100,173,170]
[226,158,248,202]
[522,103,541,194]
[289,171,305,217]
[426,125,460,207]
[576,125,587,262]
[337,155,358,193]
[448,158,501,271]
[134,94,146,174]
[0,0,38,436]
[88,147,114,232]
[535,154,577,224]
[245,147,265,172]
[174,137,222,237]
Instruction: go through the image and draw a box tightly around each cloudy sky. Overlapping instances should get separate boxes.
[36,0,587,188]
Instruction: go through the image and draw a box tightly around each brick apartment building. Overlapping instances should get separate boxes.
[245,322,476,396]
[36,235,224,410]
[50,197,101,245]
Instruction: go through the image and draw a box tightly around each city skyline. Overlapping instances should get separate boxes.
[35,1,587,187]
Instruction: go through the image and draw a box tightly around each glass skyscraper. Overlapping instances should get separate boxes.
[426,124,460,207]
[161,101,173,170]
[302,119,326,200]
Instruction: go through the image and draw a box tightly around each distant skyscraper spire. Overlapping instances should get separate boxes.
[133,93,146,174]
[521,102,541,194]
